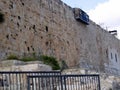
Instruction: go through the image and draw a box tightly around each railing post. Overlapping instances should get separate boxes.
[64,76,67,90]
[27,76,30,90]
[60,76,63,90]
[98,75,101,90]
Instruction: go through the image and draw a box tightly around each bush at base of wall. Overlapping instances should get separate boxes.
[40,55,60,70]
[6,54,61,70]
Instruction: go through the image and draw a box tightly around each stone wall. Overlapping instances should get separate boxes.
[0,0,120,74]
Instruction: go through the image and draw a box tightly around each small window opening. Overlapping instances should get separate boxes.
[11,19,13,21]
[67,41,69,45]
[22,3,24,6]
[115,54,117,62]
[106,49,108,58]
[6,35,9,39]
[18,16,21,20]
[24,25,26,28]
[8,47,10,50]
[33,25,35,30]
[80,39,82,44]
[46,26,48,32]
[32,48,34,51]
[111,53,113,59]
[24,41,27,44]
[11,34,13,37]
[20,29,22,32]
[30,46,34,51]
[76,48,78,51]
[0,13,5,23]
[17,22,19,27]
[46,41,49,46]
[41,36,43,39]
[27,47,30,51]
[9,4,13,9]
[16,34,18,36]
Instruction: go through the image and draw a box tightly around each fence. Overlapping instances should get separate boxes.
[27,74,101,90]
[0,71,61,90]
[0,71,100,90]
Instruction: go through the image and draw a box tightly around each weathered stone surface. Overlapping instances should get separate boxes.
[0,60,25,67]
[0,60,52,71]
[0,0,120,75]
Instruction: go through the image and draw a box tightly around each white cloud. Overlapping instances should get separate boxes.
[88,0,120,38]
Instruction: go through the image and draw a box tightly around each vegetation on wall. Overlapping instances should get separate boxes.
[20,52,37,62]
[20,56,36,62]
[6,53,61,70]
[7,53,36,62]
[7,54,18,60]
[40,55,60,70]
[0,12,5,23]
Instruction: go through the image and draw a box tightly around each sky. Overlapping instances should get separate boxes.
[61,0,120,39]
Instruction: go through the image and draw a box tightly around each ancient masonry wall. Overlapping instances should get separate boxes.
[0,0,120,74]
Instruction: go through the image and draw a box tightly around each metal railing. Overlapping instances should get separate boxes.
[0,71,101,90]
[0,71,61,90]
[27,74,101,90]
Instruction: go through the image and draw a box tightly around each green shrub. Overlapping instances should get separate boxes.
[40,55,60,70]
[7,54,18,60]
[7,53,37,62]
[20,56,36,62]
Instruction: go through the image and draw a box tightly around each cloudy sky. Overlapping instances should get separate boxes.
[61,0,120,39]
